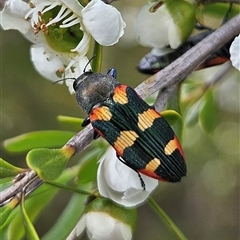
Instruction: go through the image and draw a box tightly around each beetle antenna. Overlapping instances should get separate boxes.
[83,55,96,73]
[53,77,76,85]
[53,55,96,85]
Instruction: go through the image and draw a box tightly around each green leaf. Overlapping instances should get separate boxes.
[20,194,40,240]
[166,0,196,43]
[42,184,91,240]
[26,147,74,181]
[57,115,84,131]
[181,80,205,106]
[77,149,104,184]
[160,110,182,126]
[202,3,240,19]
[0,177,14,192]
[3,130,75,153]
[148,196,188,240]
[199,89,217,132]
[165,86,183,141]
[0,197,19,227]
[185,100,202,127]
[0,158,25,178]
[161,110,183,141]
[6,167,77,239]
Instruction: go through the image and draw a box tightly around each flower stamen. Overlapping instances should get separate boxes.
[45,5,71,26]
[41,2,61,14]
[61,18,80,28]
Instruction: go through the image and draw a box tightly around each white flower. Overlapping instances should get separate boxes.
[97,147,158,207]
[75,198,136,240]
[30,45,90,93]
[0,0,31,33]
[0,0,125,88]
[230,34,240,71]
[85,213,132,240]
[134,0,195,49]
[81,0,126,46]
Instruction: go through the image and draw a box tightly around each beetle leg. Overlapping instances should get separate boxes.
[82,116,91,127]
[117,156,146,190]
[93,131,100,139]
[82,117,100,139]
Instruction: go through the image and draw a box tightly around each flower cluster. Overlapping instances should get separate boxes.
[0,0,126,92]
[76,198,137,240]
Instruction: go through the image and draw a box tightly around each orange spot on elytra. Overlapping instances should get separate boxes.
[138,109,160,131]
[114,130,138,156]
[113,85,128,104]
[90,106,112,122]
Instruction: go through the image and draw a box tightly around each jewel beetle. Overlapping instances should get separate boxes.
[73,68,186,188]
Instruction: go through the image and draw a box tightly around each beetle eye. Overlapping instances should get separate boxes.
[73,79,78,91]
[73,72,93,91]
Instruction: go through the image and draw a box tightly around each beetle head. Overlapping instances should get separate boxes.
[73,71,119,114]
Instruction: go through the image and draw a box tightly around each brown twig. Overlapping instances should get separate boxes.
[0,170,41,206]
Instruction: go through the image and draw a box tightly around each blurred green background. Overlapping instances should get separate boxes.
[1,1,239,239]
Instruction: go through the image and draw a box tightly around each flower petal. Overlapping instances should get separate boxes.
[0,0,31,33]
[97,147,158,207]
[81,0,126,46]
[230,34,240,71]
[135,3,173,48]
[71,31,91,53]
[76,214,86,237]
[86,212,132,240]
[30,45,65,82]
[86,212,115,239]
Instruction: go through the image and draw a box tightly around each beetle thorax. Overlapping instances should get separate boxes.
[74,73,119,114]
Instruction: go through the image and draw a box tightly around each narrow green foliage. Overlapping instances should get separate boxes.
[20,194,40,240]
[165,86,183,140]
[7,167,78,239]
[199,88,218,132]
[0,177,14,192]
[0,158,25,178]
[185,100,202,127]
[0,197,19,228]
[77,148,105,184]
[160,110,182,126]
[42,184,91,240]
[57,115,84,131]
[3,130,75,153]
[148,196,188,240]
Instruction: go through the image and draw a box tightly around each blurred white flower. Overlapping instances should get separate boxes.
[85,212,132,240]
[75,198,136,240]
[0,0,125,88]
[230,34,240,71]
[97,147,158,207]
[135,0,195,49]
